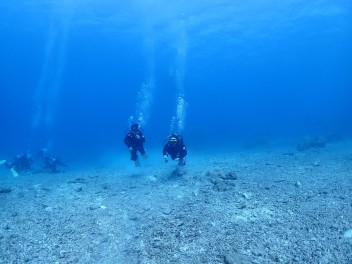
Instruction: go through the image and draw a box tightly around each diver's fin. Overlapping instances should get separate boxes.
[134,159,141,167]
[0,160,6,165]
[10,168,19,177]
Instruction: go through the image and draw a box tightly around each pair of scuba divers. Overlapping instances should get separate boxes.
[0,149,65,177]
[124,124,187,167]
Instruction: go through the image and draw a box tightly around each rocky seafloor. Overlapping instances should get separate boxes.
[1,142,352,263]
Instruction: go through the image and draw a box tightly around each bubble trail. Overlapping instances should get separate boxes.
[170,20,188,134]
[30,1,75,150]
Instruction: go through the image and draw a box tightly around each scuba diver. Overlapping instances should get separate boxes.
[163,134,187,166]
[1,153,33,177]
[38,149,66,173]
[0,159,18,177]
[124,123,148,167]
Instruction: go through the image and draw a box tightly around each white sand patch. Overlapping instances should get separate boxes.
[344,229,352,238]
[147,175,157,181]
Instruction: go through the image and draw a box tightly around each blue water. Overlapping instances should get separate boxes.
[0,0,351,160]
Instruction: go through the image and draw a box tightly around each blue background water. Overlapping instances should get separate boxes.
[0,0,351,161]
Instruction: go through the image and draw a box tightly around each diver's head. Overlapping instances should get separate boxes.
[168,136,178,146]
[131,123,140,132]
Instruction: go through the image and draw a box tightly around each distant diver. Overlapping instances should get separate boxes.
[0,159,18,177]
[124,123,148,167]
[38,149,66,173]
[2,153,33,177]
[163,134,187,166]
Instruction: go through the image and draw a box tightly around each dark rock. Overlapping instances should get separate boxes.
[212,180,235,192]
[67,177,87,184]
[0,188,11,194]
[220,172,238,181]
[101,183,110,190]
[11,211,18,217]
[237,203,247,209]
[129,216,139,221]
[269,253,282,262]
[207,170,238,183]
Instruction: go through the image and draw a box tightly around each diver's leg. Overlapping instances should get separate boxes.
[131,149,138,161]
[134,159,141,167]
[170,154,177,160]
[178,157,186,166]
[131,149,141,166]
[137,145,148,159]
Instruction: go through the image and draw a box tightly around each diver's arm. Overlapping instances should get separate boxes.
[140,132,145,143]
[124,133,133,148]
[162,145,168,156]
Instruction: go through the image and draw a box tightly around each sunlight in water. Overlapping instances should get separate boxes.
[30,1,75,149]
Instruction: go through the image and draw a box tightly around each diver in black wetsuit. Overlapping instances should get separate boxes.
[1,153,33,176]
[5,153,33,172]
[163,134,187,166]
[38,149,66,173]
[124,124,147,167]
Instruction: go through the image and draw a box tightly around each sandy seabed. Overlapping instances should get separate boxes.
[1,141,352,264]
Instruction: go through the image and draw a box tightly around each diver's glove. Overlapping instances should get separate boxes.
[163,155,168,163]
[129,147,134,151]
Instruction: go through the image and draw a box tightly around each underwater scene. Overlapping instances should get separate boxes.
[1,0,352,263]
